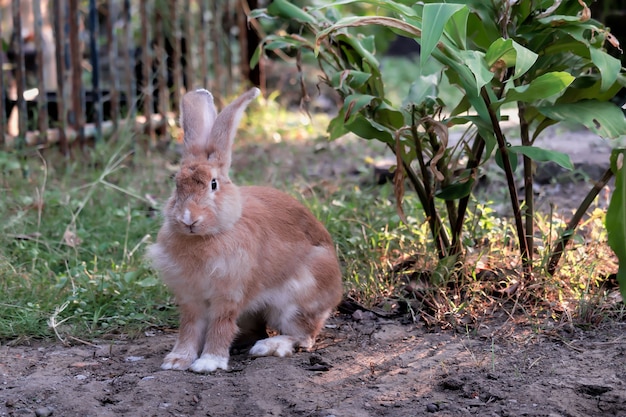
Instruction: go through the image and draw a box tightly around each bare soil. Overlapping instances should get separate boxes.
[2,313,625,417]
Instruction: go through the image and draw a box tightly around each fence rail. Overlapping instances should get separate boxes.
[0,0,254,153]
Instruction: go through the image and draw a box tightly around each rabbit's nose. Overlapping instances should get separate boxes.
[180,209,201,232]
[181,208,195,225]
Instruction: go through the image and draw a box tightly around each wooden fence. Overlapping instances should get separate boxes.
[0,0,256,153]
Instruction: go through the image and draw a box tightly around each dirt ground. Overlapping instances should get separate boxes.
[1,312,625,417]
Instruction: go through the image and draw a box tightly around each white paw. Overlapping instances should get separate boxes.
[249,336,295,358]
[189,354,229,373]
[161,352,196,371]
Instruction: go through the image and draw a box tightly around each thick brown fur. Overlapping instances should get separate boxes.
[147,88,343,373]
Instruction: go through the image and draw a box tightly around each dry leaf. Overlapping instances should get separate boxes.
[63,228,82,248]
[422,117,448,182]
[606,32,623,53]
[577,0,590,22]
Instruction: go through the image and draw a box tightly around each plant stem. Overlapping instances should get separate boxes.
[452,133,485,254]
[396,141,450,259]
[519,103,534,274]
[481,88,531,279]
[546,167,614,275]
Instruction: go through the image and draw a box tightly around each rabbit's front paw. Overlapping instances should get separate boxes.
[249,335,296,357]
[189,354,229,373]
[161,351,196,371]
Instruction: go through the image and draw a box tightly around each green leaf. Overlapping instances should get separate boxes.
[495,148,518,173]
[328,111,350,141]
[435,179,474,200]
[503,72,575,103]
[404,74,439,106]
[330,70,372,90]
[343,94,377,121]
[420,3,466,68]
[485,38,537,81]
[537,101,626,139]
[510,41,539,81]
[606,149,626,299]
[485,38,516,67]
[375,101,405,129]
[345,114,395,144]
[589,48,622,92]
[136,277,160,288]
[267,0,317,24]
[334,33,380,72]
[508,146,574,170]
[444,5,469,50]
[459,50,493,92]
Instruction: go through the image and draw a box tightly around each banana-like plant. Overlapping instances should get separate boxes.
[252,0,626,296]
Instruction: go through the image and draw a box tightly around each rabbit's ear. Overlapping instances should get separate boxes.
[208,87,260,171]
[180,89,218,157]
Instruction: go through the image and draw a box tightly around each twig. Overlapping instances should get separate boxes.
[547,167,614,275]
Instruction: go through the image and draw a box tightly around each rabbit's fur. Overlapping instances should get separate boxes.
[147,88,343,373]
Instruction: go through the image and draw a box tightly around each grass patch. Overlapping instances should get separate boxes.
[0,98,622,342]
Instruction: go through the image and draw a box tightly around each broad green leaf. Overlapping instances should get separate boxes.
[495,148,518,173]
[508,146,574,170]
[267,0,316,24]
[589,48,621,92]
[485,38,516,67]
[503,72,574,103]
[328,111,349,140]
[558,77,625,104]
[334,33,380,72]
[537,101,626,139]
[459,50,493,92]
[404,74,439,106]
[444,6,469,50]
[435,179,474,200]
[345,114,394,143]
[420,3,466,67]
[511,41,539,80]
[441,56,489,116]
[330,70,372,90]
[343,94,377,121]
[375,101,405,129]
[485,38,537,80]
[606,149,626,299]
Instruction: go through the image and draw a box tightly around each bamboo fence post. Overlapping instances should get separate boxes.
[224,0,233,96]
[140,0,155,147]
[33,0,49,145]
[88,0,102,142]
[122,0,135,118]
[170,0,181,108]
[106,0,120,128]
[199,0,208,90]
[53,0,69,155]
[237,0,248,86]
[69,0,85,147]
[211,0,222,99]
[11,0,27,148]
[155,8,168,127]
[183,0,194,91]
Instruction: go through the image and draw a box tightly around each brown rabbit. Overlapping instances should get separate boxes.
[147,88,343,373]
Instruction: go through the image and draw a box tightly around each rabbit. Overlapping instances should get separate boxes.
[147,88,343,373]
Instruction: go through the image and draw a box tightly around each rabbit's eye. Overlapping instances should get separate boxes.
[211,178,218,191]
